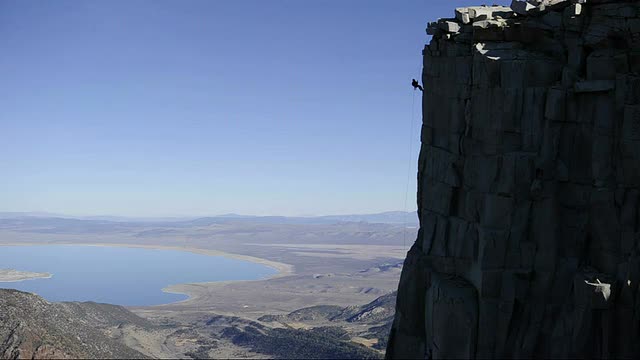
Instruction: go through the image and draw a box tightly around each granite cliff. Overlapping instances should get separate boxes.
[387,0,640,358]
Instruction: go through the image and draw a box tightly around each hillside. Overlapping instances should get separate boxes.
[258,291,396,324]
[0,289,148,359]
[258,291,397,352]
[0,288,397,359]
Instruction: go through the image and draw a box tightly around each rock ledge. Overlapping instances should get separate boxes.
[387,0,640,358]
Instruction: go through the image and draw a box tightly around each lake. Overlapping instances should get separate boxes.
[0,245,277,306]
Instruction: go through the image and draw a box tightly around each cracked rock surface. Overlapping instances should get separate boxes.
[387,0,640,358]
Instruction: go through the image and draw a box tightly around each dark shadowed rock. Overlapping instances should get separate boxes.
[388,0,640,358]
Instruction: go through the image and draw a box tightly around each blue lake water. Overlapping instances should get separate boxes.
[0,245,277,306]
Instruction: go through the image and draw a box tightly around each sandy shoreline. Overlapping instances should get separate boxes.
[0,269,53,283]
[0,242,294,305]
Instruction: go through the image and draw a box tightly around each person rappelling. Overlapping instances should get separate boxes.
[411,79,423,92]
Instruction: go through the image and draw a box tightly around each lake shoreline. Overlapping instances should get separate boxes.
[0,242,294,306]
[0,269,53,283]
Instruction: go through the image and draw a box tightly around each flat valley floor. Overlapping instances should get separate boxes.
[0,218,411,358]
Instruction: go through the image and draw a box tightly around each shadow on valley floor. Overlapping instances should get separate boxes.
[0,289,396,359]
[0,215,409,359]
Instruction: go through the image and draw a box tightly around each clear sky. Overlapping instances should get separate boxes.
[0,0,508,217]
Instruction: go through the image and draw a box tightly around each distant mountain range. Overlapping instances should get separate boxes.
[0,212,194,223]
[0,211,418,226]
[185,211,418,226]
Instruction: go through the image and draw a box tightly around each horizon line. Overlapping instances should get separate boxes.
[0,209,419,220]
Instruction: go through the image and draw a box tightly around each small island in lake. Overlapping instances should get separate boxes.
[0,269,52,282]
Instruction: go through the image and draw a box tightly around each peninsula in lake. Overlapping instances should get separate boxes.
[0,212,410,358]
[0,269,52,283]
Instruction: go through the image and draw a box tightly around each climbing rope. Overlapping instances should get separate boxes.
[402,85,419,254]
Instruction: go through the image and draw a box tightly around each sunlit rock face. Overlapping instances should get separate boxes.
[387,1,640,358]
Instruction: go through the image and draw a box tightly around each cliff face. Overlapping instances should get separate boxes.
[387,1,640,358]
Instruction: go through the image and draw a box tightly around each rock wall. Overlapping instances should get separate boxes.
[387,1,640,358]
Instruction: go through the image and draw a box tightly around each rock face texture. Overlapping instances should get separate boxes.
[387,0,640,358]
[0,289,149,359]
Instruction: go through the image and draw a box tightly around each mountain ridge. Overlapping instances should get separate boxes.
[0,289,149,359]
[0,211,418,226]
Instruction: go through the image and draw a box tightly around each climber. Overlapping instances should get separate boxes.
[411,79,423,92]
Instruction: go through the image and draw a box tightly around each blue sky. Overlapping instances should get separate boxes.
[0,0,507,217]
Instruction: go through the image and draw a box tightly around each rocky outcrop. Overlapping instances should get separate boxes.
[0,289,149,359]
[387,0,640,358]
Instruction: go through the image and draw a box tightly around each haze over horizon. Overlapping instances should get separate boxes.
[1,0,509,217]
[0,209,415,219]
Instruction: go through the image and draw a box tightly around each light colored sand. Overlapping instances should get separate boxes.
[351,337,380,348]
[246,243,407,260]
[0,268,52,282]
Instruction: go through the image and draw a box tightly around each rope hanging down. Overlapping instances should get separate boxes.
[402,84,419,253]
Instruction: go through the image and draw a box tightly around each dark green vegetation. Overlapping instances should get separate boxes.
[223,326,381,359]
[258,291,397,355]
[0,289,397,359]
[174,292,396,359]
[365,322,392,351]
[258,291,396,325]
[257,305,345,323]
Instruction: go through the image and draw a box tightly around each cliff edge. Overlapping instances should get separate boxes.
[387,0,640,358]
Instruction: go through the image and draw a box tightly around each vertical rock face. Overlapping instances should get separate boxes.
[387,1,640,358]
